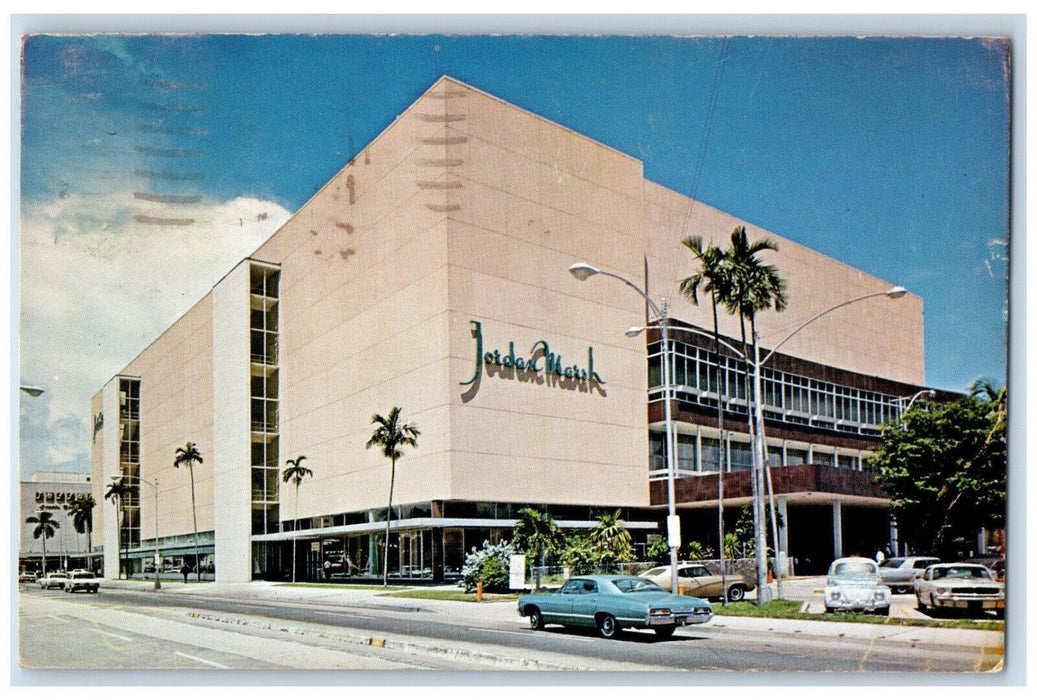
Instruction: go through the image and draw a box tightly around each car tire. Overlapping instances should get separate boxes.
[929,595,941,617]
[528,606,545,631]
[654,626,676,640]
[876,606,890,616]
[596,613,618,639]
[727,585,746,602]
[916,594,926,611]
[824,605,834,614]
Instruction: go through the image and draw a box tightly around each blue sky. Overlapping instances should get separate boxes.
[16,31,1011,476]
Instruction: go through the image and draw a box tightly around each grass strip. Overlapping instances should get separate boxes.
[711,599,1004,631]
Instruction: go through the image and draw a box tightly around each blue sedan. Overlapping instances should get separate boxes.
[517,574,713,639]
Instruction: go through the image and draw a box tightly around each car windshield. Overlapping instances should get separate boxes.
[933,566,992,580]
[641,567,667,577]
[831,561,878,580]
[613,577,665,593]
[879,558,905,568]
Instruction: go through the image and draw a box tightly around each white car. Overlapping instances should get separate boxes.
[823,557,891,615]
[37,571,70,590]
[914,563,1004,618]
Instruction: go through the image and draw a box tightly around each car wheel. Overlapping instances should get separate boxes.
[727,585,746,602]
[929,595,941,617]
[876,606,890,616]
[654,626,676,640]
[528,606,545,631]
[824,605,834,614]
[916,593,926,611]
[596,613,618,639]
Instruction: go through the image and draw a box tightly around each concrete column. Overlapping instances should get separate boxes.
[695,426,702,472]
[832,501,843,559]
[807,443,815,465]
[777,497,789,574]
[781,440,788,468]
[890,518,900,556]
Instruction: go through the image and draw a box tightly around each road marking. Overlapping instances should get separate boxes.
[46,615,70,623]
[94,629,134,642]
[468,628,529,636]
[174,651,230,669]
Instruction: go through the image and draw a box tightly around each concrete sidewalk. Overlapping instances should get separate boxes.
[91,577,1003,652]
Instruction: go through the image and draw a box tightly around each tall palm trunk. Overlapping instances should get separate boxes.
[292,482,300,583]
[383,456,396,586]
[740,312,767,599]
[711,293,727,606]
[42,537,48,576]
[752,317,782,595]
[189,463,200,581]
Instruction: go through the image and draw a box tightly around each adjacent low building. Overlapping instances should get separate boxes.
[19,472,95,575]
[91,76,935,582]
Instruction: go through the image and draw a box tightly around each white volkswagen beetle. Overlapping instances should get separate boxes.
[823,557,891,615]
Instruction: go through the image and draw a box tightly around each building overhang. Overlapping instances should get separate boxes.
[251,517,661,543]
[650,463,890,508]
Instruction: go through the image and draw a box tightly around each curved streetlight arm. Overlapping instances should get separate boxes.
[760,287,907,367]
[568,263,664,319]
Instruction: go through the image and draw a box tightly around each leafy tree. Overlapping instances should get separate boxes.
[283,455,313,583]
[68,494,97,569]
[365,407,420,586]
[683,540,715,561]
[646,537,671,565]
[26,510,59,576]
[558,533,598,575]
[871,392,1006,559]
[174,442,205,581]
[512,507,562,589]
[590,509,633,571]
[104,477,133,578]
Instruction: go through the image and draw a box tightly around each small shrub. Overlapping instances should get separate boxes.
[460,539,514,593]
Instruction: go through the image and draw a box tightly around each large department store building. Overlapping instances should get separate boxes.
[91,76,938,582]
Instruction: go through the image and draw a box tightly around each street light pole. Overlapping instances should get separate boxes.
[109,474,161,590]
[569,263,680,594]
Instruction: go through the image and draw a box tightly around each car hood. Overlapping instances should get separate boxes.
[938,577,1002,587]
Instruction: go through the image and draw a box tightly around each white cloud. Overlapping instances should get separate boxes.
[18,192,292,477]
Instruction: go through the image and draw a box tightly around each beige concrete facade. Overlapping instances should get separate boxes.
[92,77,925,581]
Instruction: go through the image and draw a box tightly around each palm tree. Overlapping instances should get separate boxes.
[68,494,97,571]
[174,442,204,581]
[590,509,633,572]
[104,477,133,579]
[365,407,420,586]
[724,225,788,600]
[512,507,562,589]
[282,455,313,583]
[680,234,736,604]
[26,510,59,576]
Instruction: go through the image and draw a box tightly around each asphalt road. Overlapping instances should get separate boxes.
[16,584,1003,675]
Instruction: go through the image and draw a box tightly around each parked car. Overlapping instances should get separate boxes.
[914,563,1004,618]
[878,556,940,593]
[639,564,755,602]
[65,570,101,594]
[517,574,713,639]
[18,571,38,583]
[37,571,70,590]
[823,557,891,615]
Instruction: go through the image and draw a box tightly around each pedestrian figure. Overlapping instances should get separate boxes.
[875,549,885,563]
[181,562,191,583]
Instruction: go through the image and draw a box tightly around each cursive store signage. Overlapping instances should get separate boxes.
[460,320,604,388]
